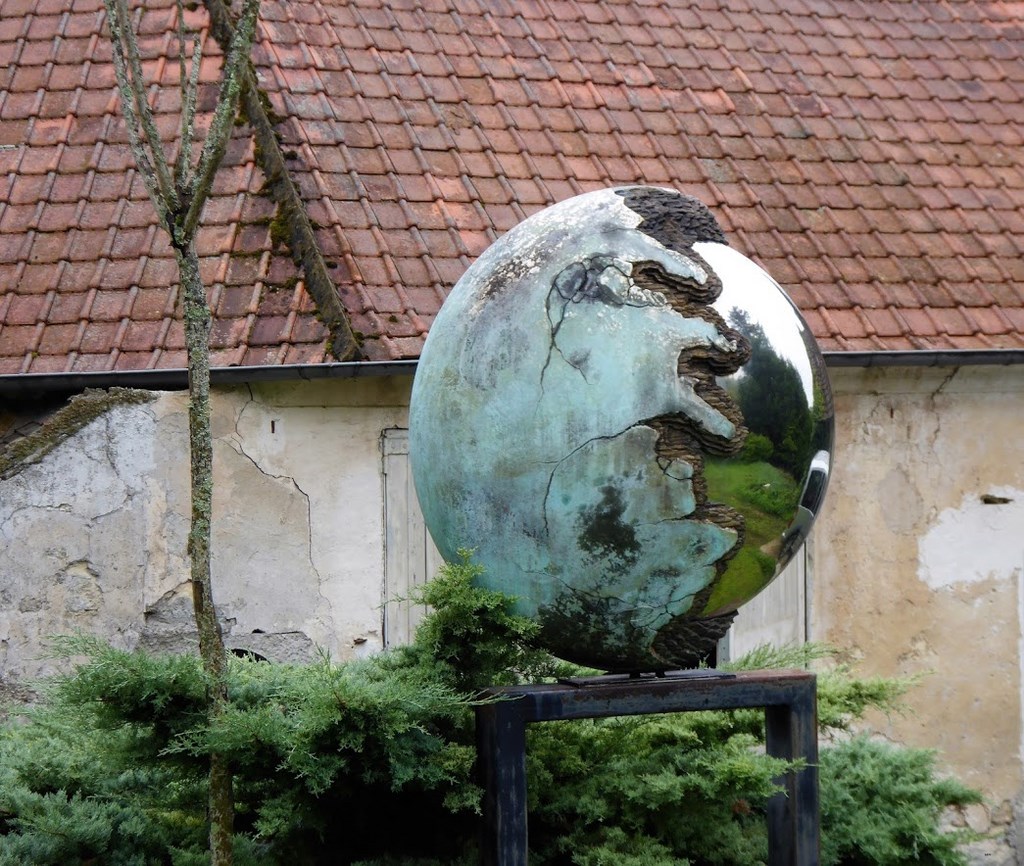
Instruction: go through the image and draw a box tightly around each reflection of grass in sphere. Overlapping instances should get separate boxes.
[701,459,801,613]
[744,475,801,518]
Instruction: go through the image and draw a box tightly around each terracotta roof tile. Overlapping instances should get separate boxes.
[2,0,1024,369]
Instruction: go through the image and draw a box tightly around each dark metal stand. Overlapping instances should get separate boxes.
[475,669,819,866]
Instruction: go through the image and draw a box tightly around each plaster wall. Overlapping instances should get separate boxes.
[811,364,1024,808]
[0,376,413,679]
[4,364,1024,822]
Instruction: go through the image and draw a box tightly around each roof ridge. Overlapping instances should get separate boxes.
[202,0,361,361]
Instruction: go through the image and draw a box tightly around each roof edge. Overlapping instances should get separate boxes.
[821,349,1024,368]
[2,349,1023,395]
[0,361,418,395]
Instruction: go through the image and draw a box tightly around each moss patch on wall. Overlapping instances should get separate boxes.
[0,388,155,481]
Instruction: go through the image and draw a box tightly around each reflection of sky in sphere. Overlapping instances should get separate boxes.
[696,242,815,405]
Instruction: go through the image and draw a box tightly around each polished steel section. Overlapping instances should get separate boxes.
[696,243,835,615]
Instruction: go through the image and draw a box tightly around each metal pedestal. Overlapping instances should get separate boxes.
[475,669,819,866]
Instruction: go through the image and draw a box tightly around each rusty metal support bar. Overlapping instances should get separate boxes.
[475,668,819,866]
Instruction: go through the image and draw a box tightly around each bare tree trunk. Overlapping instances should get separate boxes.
[176,242,222,677]
[176,240,234,862]
[103,1,262,863]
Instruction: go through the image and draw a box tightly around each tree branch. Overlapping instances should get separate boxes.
[114,0,178,210]
[181,0,260,239]
[175,0,202,192]
[103,0,172,228]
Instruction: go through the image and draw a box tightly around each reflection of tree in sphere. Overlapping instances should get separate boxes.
[730,307,814,477]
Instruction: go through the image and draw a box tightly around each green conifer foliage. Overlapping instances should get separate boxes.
[0,556,980,865]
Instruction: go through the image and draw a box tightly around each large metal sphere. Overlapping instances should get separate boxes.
[410,187,834,672]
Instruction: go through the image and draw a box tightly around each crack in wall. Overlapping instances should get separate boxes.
[146,581,193,614]
[288,473,332,619]
[90,414,135,520]
[932,366,961,396]
[225,402,331,620]
[1,503,72,536]
[919,367,960,458]
[233,385,257,440]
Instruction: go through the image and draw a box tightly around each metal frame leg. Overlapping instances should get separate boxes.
[476,670,820,866]
[477,700,528,866]
[765,679,819,866]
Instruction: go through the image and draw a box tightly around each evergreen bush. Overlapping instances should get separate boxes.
[0,554,980,865]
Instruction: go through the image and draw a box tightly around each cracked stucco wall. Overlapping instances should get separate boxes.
[811,364,1024,814]
[0,376,413,678]
[4,363,1024,827]
[2,398,158,674]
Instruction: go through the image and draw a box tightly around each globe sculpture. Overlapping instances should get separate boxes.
[409,187,834,672]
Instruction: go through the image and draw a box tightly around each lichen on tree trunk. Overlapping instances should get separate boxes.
[176,238,234,861]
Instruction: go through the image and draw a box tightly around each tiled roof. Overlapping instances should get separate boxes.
[1,0,1023,373]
